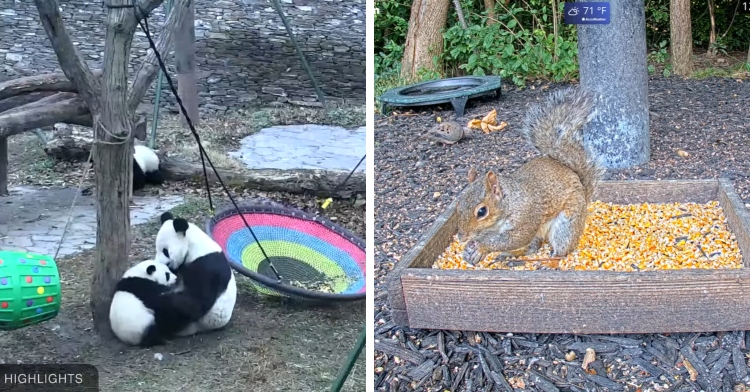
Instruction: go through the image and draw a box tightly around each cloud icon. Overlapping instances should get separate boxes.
[568,7,579,15]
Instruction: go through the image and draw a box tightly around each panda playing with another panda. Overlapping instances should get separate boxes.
[153,211,237,337]
[109,260,206,347]
[109,212,237,347]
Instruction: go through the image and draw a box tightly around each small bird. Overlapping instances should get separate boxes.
[415,121,471,145]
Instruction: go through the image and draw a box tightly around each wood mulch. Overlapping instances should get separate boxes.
[374,75,750,391]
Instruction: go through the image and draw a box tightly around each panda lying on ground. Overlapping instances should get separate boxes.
[154,212,237,336]
[133,144,165,192]
[109,260,205,347]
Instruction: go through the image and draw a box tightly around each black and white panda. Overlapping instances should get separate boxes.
[109,259,204,347]
[133,144,164,191]
[154,212,237,336]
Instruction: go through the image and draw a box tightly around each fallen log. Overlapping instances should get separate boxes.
[0,93,91,138]
[159,155,365,199]
[0,71,102,100]
[0,91,57,113]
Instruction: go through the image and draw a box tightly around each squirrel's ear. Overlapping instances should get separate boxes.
[485,171,502,199]
[468,167,478,183]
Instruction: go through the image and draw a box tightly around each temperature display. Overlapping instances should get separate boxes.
[741,1,750,13]
[563,2,611,24]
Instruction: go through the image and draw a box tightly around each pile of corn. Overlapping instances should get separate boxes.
[433,201,744,271]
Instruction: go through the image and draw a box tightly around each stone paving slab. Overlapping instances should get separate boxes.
[0,186,183,258]
[229,124,366,172]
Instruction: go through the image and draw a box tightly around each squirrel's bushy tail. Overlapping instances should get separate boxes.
[521,87,604,202]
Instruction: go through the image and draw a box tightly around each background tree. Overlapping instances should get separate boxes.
[27,0,190,337]
[670,0,694,75]
[400,0,451,80]
[484,0,496,25]
[175,0,200,127]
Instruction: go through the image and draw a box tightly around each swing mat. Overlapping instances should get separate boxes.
[207,205,366,300]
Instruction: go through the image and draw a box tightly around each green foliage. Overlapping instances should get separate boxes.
[441,2,578,86]
[375,0,750,91]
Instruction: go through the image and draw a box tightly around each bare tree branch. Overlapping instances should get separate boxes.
[33,0,101,111]
[0,71,104,101]
[128,0,190,112]
[0,93,90,138]
[0,92,57,113]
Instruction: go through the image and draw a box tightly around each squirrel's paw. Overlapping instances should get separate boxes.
[462,241,484,267]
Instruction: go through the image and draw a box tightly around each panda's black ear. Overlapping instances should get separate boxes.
[160,212,174,224]
[173,218,189,235]
[146,265,156,275]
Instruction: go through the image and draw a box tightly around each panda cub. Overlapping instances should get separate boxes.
[109,259,204,347]
[155,212,237,336]
[133,144,164,191]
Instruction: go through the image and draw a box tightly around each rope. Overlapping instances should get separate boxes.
[320,154,365,211]
[54,147,94,260]
[268,0,327,109]
[131,2,281,280]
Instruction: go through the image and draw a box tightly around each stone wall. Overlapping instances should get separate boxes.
[0,0,366,114]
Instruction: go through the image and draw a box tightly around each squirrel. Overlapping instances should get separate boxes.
[455,87,604,266]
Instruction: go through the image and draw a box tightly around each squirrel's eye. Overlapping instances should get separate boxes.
[476,206,488,219]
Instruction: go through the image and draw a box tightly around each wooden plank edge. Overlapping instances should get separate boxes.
[385,196,460,317]
[401,268,750,334]
[718,178,750,267]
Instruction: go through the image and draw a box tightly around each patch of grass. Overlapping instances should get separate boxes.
[692,64,749,79]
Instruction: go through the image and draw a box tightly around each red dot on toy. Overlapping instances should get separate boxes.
[0,259,3,265]
[47,296,53,303]
[1,302,7,309]
[39,260,46,266]
[25,276,32,283]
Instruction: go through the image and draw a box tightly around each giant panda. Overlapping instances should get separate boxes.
[154,212,237,336]
[109,259,205,347]
[133,144,164,191]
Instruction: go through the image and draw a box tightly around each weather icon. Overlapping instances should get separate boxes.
[568,7,580,15]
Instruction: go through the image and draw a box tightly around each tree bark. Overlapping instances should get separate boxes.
[33,0,169,339]
[175,0,200,127]
[0,72,101,101]
[451,0,468,29]
[159,155,365,198]
[484,0,496,25]
[578,0,650,168]
[89,0,140,339]
[0,92,56,114]
[0,94,90,138]
[670,0,693,76]
[128,0,192,112]
[0,137,7,196]
[400,0,451,80]
[706,0,716,57]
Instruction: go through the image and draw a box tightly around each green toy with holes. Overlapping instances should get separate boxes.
[0,251,61,330]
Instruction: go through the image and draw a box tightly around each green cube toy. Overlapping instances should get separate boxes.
[0,250,61,330]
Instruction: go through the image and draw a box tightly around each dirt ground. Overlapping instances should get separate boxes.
[374,74,750,391]
[1,107,366,392]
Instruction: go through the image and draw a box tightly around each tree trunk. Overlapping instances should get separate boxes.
[484,0,496,25]
[706,0,716,57]
[578,0,650,169]
[400,0,450,80]
[89,0,138,338]
[451,0,468,29]
[670,0,693,75]
[0,137,7,196]
[175,0,199,127]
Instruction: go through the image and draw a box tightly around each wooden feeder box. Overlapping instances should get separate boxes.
[386,179,750,334]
